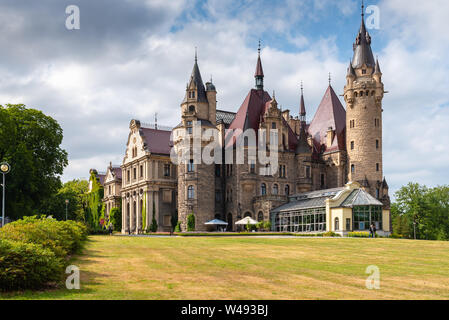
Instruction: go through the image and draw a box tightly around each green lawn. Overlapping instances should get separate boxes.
[3,235,449,300]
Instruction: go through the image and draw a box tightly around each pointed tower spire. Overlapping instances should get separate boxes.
[255,40,264,90]
[300,81,306,123]
[183,49,208,103]
[352,0,375,69]
[374,57,382,74]
[347,60,356,77]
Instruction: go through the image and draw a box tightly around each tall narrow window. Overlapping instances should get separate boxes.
[187,186,194,199]
[351,164,355,174]
[351,141,355,150]
[187,159,194,172]
[164,164,170,177]
[376,140,379,149]
[285,185,290,196]
[133,167,136,179]
[376,163,380,172]
[140,165,143,178]
[273,184,279,195]
[261,183,267,196]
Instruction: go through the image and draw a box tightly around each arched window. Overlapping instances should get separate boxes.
[187,186,195,199]
[188,105,195,113]
[244,212,252,218]
[354,92,358,97]
[258,211,264,222]
[285,184,290,196]
[261,183,267,196]
[335,217,340,231]
[273,184,279,195]
[351,164,355,174]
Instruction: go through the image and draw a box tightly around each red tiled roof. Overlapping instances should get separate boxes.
[140,128,172,155]
[307,85,346,153]
[225,89,298,151]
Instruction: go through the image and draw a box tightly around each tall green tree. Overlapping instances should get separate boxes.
[0,104,68,220]
[393,183,449,240]
[40,179,89,221]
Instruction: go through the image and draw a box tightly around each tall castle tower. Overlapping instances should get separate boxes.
[344,4,388,202]
[175,52,218,231]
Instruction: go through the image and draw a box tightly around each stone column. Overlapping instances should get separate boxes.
[155,191,160,231]
[136,194,141,234]
[121,197,126,234]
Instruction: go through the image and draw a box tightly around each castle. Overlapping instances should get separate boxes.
[93,6,391,235]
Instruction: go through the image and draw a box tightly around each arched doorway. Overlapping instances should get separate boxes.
[227,213,233,231]
[258,211,264,222]
[244,212,252,218]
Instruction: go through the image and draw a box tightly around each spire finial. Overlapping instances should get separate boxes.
[328,72,332,86]
[361,0,365,18]
[258,39,261,55]
[300,81,304,95]
[195,47,198,63]
[155,112,158,130]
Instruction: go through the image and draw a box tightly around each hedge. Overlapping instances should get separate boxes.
[0,216,88,292]
[0,239,63,291]
[0,216,88,258]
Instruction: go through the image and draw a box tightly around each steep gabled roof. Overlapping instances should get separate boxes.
[308,85,346,153]
[224,90,298,151]
[225,89,271,148]
[140,128,172,155]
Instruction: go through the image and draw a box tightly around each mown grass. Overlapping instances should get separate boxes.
[2,235,449,300]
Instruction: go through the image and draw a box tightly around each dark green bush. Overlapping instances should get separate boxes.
[0,239,63,291]
[109,207,122,231]
[174,221,182,232]
[0,216,88,258]
[187,214,195,232]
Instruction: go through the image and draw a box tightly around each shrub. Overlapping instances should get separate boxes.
[0,239,64,291]
[0,216,88,258]
[347,231,379,238]
[322,231,341,237]
[174,221,182,232]
[187,214,195,231]
[148,201,158,233]
[109,207,122,231]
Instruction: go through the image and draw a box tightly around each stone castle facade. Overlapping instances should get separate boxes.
[94,9,390,233]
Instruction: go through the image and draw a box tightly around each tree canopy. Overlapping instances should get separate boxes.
[0,104,68,220]
[392,183,449,240]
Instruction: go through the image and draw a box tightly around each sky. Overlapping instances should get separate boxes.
[0,0,448,198]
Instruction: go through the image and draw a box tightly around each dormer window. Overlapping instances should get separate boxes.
[362,69,367,74]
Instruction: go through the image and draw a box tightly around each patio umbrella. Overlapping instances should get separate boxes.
[235,217,258,225]
[204,219,228,225]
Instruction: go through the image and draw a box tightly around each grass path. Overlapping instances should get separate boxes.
[3,235,449,300]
